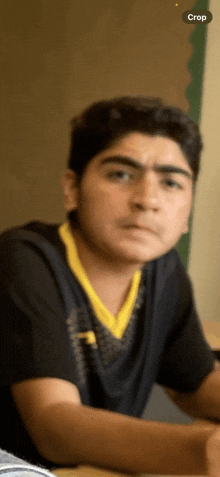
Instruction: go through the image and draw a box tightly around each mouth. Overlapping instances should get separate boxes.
[123,224,157,235]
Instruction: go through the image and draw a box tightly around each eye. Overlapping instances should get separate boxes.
[162,178,183,190]
[107,170,133,182]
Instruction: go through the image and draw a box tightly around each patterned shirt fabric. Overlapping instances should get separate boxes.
[0,221,215,468]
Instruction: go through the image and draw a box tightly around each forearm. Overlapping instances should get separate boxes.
[35,403,218,475]
[169,368,220,425]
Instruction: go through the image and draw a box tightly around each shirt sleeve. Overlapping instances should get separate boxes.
[0,449,53,476]
[0,232,74,386]
[156,250,215,393]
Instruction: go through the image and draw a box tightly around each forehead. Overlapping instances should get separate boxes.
[93,132,191,171]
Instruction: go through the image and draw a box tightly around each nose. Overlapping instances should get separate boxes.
[130,172,159,211]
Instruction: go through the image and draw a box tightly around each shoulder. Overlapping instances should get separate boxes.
[0,221,60,246]
[0,221,65,273]
[0,221,66,304]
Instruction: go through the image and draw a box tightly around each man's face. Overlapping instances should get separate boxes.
[63,132,194,267]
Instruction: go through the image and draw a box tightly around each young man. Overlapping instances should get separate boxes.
[1,96,220,476]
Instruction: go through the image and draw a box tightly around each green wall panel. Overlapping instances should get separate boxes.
[176,0,209,269]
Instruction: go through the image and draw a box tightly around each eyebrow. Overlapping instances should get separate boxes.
[100,155,193,181]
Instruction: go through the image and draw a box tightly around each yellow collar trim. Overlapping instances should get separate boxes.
[58,222,141,339]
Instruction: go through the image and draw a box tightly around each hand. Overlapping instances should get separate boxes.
[206,428,220,477]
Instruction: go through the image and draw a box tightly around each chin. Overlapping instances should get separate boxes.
[117,248,167,265]
[114,236,167,262]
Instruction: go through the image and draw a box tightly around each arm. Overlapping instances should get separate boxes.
[164,361,220,423]
[11,377,218,476]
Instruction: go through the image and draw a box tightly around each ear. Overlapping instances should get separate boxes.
[61,169,79,212]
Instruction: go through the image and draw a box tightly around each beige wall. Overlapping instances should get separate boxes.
[1,0,195,232]
[188,0,220,323]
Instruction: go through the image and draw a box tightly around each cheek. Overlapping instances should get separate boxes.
[82,184,122,212]
[168,199,192,228]
[78,186,114,223]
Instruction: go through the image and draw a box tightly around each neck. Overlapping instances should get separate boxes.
[69,225,142,316]
[70,225,141,283]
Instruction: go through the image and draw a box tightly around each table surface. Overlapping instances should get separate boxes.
[52,466,132,476]
[52,466,205,477]
[52,320,220,477]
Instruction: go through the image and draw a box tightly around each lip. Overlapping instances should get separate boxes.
[123,224,157,234]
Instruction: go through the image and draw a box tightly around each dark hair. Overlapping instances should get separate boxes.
[67,96,202,222]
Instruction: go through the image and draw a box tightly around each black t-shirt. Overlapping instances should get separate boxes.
[0,221,215,468]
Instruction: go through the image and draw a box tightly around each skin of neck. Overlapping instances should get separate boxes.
[69,223,143,315]
[70,223,142,281]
